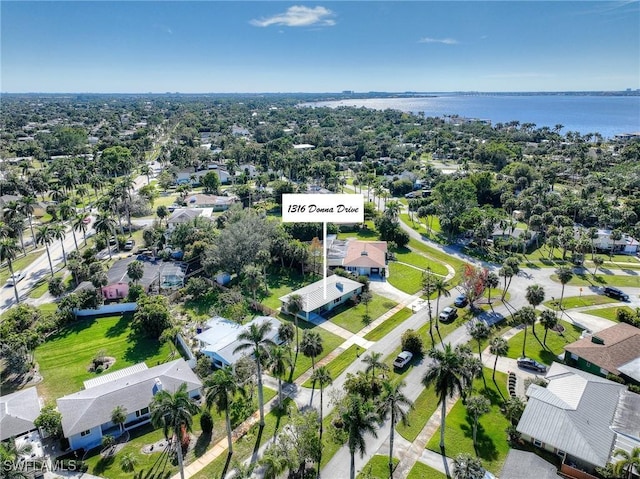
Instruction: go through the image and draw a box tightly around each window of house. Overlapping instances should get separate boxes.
[557,449,566,457]
[80,430,91,437]
[333,298,341,304]
[585,361,591,367]
[136,407,150,417]
[533,439,542,448]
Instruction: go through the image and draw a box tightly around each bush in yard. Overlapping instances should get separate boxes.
[132,295,172,338]
[34,403,62,438]
[200,410,214,435]
[48,276,65,297]
[77,287,103,310]
[126,284,146,302]
[401,329,423,355]
[185,277,211,297]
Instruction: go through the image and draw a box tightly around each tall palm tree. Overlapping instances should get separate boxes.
[0,237,21,304]
[422,344,465,450]
[93,213,117,260]
[452,453,485,479]
[149,383,199,479]
[469,321,490,388]
[242,264,263,304]
[489,337,509,387]
[204,366,245,454]
[525,284,545,338]
[362,351,389,385]
[300,330,323,369]
[111,405,127,433]
[341,394,379,479]
[19,196,37,249]
[378,380,413,478]
[539,310,559,347]
[555,267,574,309]
[51,222,67,267]
[514,307,537,358]
[612,447,640,479]
[285,294,304,352]
[269,345,291,405]
[71,213,87,250]
[310,365,332,458]
[433,277,451,343]
[485,272,499,304]
[35,224,55,277]
[466,396,490,451]
[233,321,276,426]
[422,269,436,347]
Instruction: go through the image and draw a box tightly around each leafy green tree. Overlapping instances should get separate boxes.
[466,396,490,451]
[201,171,221,194]
[555,266,574,309]
[126,260,144,284]
[269,345,291,405]
[593,256,604,275]
[362,351,389,384]
[149,383,199,479]
[34,403,62,438]
[513,306,537,358]
[233,320,276,426]
[452,453,485,479]
[111,405,127,432]
[204,366,245,454]
[119,452,138,472]
[241,264,263,304]
[378,380,413,478]
[540,310,558,347]
[35,224,56,277]
[469,321,490,388]
[132,295,172,338]
[341,394,379,479]
[612,447,640,479]
[93,213,117,260]
[525,284,545,337]
[489,337,509,390]
[48,276,65,297]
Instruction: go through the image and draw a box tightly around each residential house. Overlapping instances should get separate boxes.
[185,194,235,211]
[101,282,131,301]
[516,363,640,478]
[166,208,213,230]
[195,316,282,369]
[592,229,639,255]
[0,388,41,441]
[279,275,363,322]
[176,168,232,186]
[326,236,387,277]
[564,323,640,384]
[57,359,201,451]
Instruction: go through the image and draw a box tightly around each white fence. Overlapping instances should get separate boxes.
[74,302,138,317]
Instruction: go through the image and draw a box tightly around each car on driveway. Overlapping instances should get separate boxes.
[454,295,468,307]
[517,357,547,373]
[393,351,413,369]
[439,306,458,323]
[6,270,26,286]
[124,239,136,251]
[602,287,629,301]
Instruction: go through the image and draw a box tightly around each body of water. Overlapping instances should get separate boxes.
[306,95,640,139]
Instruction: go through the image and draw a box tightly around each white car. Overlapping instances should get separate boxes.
[6,270,26,285]
[393,351,413,369]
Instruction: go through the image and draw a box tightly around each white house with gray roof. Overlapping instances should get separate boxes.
[279,275,363,322]
[517,363,640,477]
[57,359,201,451]
[195,316,282,369]
[0,388,41,441]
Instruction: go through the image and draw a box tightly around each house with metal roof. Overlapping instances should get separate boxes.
[195,316,282,369]
[516,363,640,478]
[564,323,640,384]
[279,275,363,322]
[0,388,41,441]
[57,359,201,451]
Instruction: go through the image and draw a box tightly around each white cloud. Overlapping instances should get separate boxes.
[250,5,336,28]
[418,37,458,45]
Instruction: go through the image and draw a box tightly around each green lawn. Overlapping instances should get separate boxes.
[522,245,640,268]
[506,319,584,365]
[328,293,397,333]
[396,385,440,442]
[426,369,511,474]
[407,462,448,479]
[543,294,617,310]
[584,306,635,322]
[393,247,449,276]
[261,268,317,310]
[336,221,379,241]
[35,314,173,400]
[550,272,640,288]
[358,455,399,479]
[302,345,359,388]
[388,262,424,294]
[364,308,413,341]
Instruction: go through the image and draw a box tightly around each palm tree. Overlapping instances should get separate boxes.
[269,345,291,405]
[204,366,245,454]
[149,382,199,479]
[362,351,389,384]
[0,438,35,479]
[422,344,465,450]
[489,337,509,388]
[233,320,276,426]
[242,264,263,304]
[310,365,332,474]
[612,447,640,479]
[525,284,545,337]
[485,272,499,304]
[433,277,451,342]
[126,260,144,284]
[51,222,67,267]
[514,307,537,358]
[19,196,37,249]
[539,310,559,347]
[555,267,574,309]
[469,321,490,388]
[378,380,413,478]
[341,394,379,479]
[111,405,127,433]
[285,294,304,352]
[35,224,55,277]
[452,453,485,479]
[466,396,490,451]
[93,213,117,260]
[422,269,436,347]
[277,321,295,365]
[300,330,323,369]
[0,237,21,304]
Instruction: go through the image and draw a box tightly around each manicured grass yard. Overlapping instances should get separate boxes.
[364,308,412,341]
[328,293,397,333]
[393,247,449,276]
[543,294,617,310]
[396,385,439,442]
[426,369,511,474]
[550,272,640,288]
[358,455,399,479]
[407,462,448,479]
[302,345,359,388]
[585,306,634,322]
[388,262,424,294]
[35,314,173,400]
[506,319,583,365]
[261,268,317,310]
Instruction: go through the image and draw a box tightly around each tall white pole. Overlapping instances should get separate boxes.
[323,221,327,300]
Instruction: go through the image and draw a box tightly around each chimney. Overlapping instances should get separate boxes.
[591,336,605,345]
[336,282,343,291]
[152,378,163,395]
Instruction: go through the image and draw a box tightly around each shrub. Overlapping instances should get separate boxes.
[606,373,626,384]
[401,329,423,355]
[48,276,65,297]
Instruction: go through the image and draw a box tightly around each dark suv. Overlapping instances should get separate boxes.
[603,287,629,301]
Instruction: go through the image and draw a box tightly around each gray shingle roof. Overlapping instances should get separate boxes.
[517,363,625,467]
[57,359,201,437]
[0,388,41,441]
[279,275,362,313]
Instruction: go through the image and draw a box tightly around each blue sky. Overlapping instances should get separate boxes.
[2,1,639,93]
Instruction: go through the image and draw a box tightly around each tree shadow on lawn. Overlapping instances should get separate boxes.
[123,335,163,364]
[193,432,211,458]
[47,316,97,340]
[92,454,115,475]
[460,419,499,462]
[104,313,134,338]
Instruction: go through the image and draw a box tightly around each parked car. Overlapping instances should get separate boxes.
[439,307,458,322]
[602,287,629,301]
[6,270,26,286]
[124,239,136,251]
[454,295,468,307]
[517,357,547,373]
[393,351,413,369]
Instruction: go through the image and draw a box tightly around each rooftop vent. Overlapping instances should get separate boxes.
[152,378,163,395]
[361,250,368,256]
[591,336,605,345]
[336,282,343,291]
